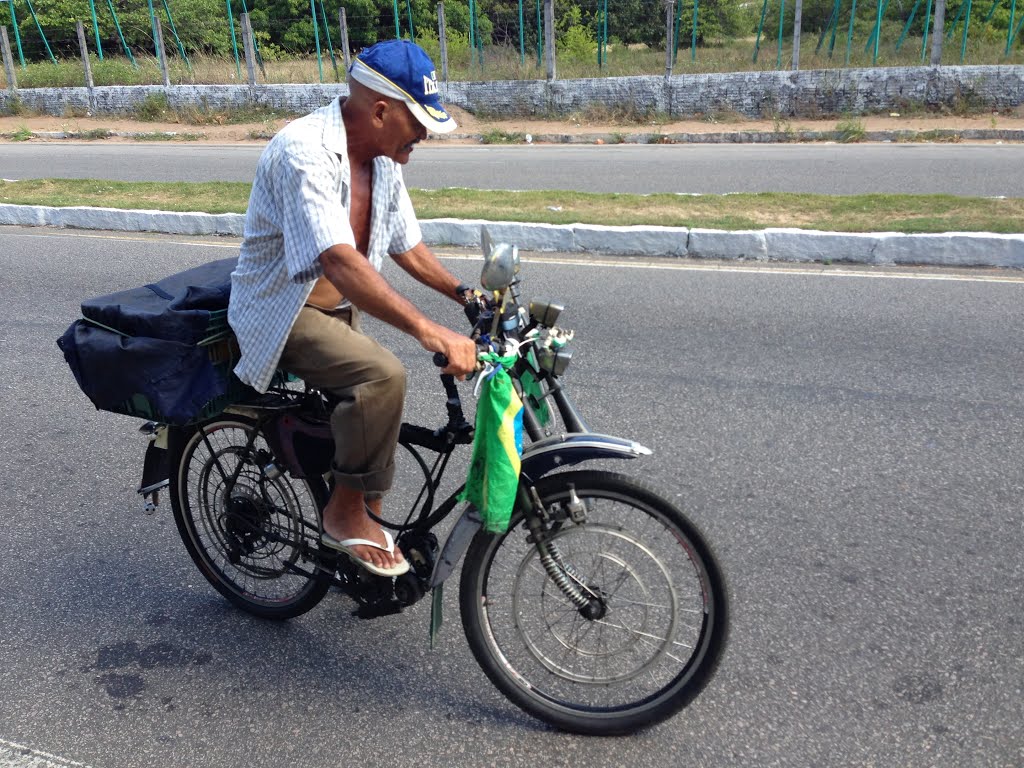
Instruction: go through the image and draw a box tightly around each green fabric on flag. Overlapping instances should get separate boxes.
[458,353,524,534]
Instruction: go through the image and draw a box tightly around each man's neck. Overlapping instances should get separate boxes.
[340,97,375,170]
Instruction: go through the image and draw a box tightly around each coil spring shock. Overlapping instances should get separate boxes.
[536,539,591,608]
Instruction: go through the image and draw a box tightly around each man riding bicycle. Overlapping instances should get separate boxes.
[228,40,477,578]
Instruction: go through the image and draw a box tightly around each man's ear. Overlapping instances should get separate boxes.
[371,99,389,127]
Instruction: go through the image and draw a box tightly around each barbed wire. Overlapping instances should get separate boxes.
[2,0,1018,66]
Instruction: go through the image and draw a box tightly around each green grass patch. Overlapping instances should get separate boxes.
[130,131,208,141]
[77,129,113,140]
[480,130,527,144]
[835,118,867,143]
[0,179,251,215]
[1,180,1023,234]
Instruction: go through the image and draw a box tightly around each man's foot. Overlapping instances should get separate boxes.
[321,489,408,575]
[321,528,410,577]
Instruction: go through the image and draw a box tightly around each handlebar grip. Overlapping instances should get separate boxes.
[433,352,449,368]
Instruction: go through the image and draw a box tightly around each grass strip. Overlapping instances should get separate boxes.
[1,179,1022,234]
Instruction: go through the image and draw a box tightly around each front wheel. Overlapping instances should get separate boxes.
[459,471,728,735]
[168,416,332,620]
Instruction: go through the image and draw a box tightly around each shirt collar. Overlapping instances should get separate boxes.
[321,97,347,156]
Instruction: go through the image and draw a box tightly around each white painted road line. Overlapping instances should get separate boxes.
[0,739,92,768]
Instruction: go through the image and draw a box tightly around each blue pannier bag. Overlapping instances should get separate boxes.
[57,257,239,425]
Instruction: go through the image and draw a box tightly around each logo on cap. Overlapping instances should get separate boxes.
[423,71,439,96]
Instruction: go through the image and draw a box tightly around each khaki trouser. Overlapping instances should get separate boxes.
[279,305,406,496]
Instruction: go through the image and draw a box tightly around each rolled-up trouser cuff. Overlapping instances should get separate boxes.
[332,462,395,496]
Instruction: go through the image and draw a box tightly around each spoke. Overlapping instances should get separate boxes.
[594,618,694,652]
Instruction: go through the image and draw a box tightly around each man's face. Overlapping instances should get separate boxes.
[381,99,428,165]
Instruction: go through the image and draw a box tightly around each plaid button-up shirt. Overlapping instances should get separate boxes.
[228,98,422,392]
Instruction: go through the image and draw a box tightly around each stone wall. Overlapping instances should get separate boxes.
[2,65,1021,119]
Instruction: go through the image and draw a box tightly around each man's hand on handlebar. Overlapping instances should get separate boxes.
[419,322,477,379]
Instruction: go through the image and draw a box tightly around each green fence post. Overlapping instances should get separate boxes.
[1011,9,1024,47]
[405,0,415,41]
[161,0,191,71]
[982,0,1000,22]
[227,0,241,79]
[105,0,135,66]
[828,2,840,55]
[88,0,103,59]
[946,1,965,39]
[518,0,525,65]
[865,0,890,57]
[960,0,972,60]
[753,0,768,61]
[311,0,323,81]
[845,0,858,64]
[1007,0,1017,53]
[535,0,541,66]
[23,0,55,63]
[896,0,922,49]
[146,0,160,56]
[318,0,337,77]
[392,0,400,38]
[873,0,883,63]
[598,0,606,64]
[815,0,839,53]
[673,0,682,63]
[921,0,933,60]
[691,0,698,60]
[6,0,24,67]
[777,0,786,68]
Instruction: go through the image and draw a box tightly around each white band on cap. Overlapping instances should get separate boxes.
[349,59,414,104]
[349,58,456,133]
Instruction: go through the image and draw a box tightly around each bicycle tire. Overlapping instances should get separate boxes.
[169,416,332,620]
[459,470,728,735]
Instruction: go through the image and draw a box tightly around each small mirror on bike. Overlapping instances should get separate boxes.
[480,226,520,292]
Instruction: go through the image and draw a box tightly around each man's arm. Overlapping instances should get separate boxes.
[391,241,470,305]
[319,244,477,376]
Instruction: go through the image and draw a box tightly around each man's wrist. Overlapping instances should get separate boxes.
[454,282,473,304]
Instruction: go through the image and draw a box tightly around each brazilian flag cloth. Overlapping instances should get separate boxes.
[458,350,524,534]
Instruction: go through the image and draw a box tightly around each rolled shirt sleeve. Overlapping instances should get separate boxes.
[278,147,356,283]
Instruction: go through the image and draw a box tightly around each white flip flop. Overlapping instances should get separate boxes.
[320,528,411,577]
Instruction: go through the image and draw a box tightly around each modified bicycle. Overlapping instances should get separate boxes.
[126,230,729,735]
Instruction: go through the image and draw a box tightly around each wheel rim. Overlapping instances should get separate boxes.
[179,424,323,607]
[478,489,715,713]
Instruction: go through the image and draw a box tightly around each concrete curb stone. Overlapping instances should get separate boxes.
[14,128,1024,145]
[2,203,1023,270]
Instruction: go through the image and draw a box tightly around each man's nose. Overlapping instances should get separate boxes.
[417,123,427,141]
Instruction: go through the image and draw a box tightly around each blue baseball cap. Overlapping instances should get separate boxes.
[350,40,457,134]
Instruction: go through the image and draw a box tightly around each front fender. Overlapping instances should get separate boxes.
[520,432,652,481]
[429,433,650,588]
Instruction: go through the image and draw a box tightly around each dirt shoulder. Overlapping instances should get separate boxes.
[2,104,1024,144]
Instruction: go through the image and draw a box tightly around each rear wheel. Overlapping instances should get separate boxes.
[169,416,332,620]
[459,470,727,735]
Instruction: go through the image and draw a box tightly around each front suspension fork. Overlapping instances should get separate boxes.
[521,483,598,611]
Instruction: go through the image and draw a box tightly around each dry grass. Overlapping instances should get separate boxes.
[3,28,1024,92]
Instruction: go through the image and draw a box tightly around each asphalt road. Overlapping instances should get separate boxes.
[3,142,1024,196]
[2,226,1022,767]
